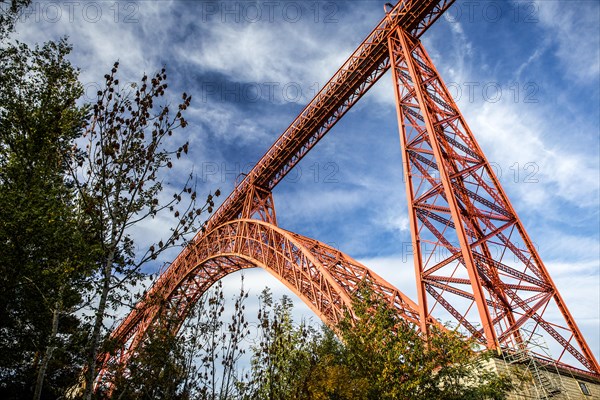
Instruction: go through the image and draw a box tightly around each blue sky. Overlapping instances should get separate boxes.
[12,0,599,368]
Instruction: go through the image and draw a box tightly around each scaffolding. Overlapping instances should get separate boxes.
[502,325,571,399]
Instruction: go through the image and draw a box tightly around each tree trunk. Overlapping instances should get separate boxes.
[33,294,62,400]
[83,250,114,400]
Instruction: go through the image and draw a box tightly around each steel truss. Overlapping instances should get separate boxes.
[387,26,598,374]
[97,211,426,386]
[96,0,599,385]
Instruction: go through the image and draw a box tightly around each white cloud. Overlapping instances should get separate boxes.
[14,2,164,86]
[11,0,598,369]
[277,186,366,222]
[467,99,599,209]
[534,0,600,82]
[425,11,599,215]
[177,18,353,105]
[515,47,544,80]
[188,102,270,144]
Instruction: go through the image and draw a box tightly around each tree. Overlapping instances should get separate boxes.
[0,38,93,399]
[243,289,321,400]
[184,279,250,399]
[109,278,250,400]
[245,284,515,400]
[69,63,219,399]
[1,3,219,397]
[328,284,515,400]
[0,0,31,39]
[109,316,191,400]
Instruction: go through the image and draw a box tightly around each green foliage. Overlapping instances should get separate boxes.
[243,289,319,400]
[97,283,517,399]
[244,284,515,400]
[330,284,515,400]
[187,280,250,399]
[109,279,251,400]
[70,62,218,400]
[0,0,31,39]
[0,38,93,398]
[0,2,216,397]
[0,12,218,397]
[110,322,191,400]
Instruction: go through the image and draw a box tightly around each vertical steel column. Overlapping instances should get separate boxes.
[389,27,497,348]
[386,25,598,374]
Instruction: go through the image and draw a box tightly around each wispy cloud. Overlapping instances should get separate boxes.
[12,0,598,363]
[534,0,600,82]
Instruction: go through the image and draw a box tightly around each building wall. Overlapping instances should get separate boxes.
[486,358,600,400]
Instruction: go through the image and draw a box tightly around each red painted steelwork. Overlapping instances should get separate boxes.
[96,0,599,387]
[100,0,454,378]
[387,26,598,374]
[97,217,429,385]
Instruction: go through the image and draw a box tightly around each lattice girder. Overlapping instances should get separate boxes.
[242,185,277,225]
[204,0,455,232]
[97,219,425,384]
[96,0,599,386]
[387,26,599,374]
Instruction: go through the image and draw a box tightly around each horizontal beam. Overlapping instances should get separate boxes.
[204,0,455,232]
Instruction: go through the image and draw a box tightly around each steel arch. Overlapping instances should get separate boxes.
[97,218,424,381]
[95,0,599,384]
